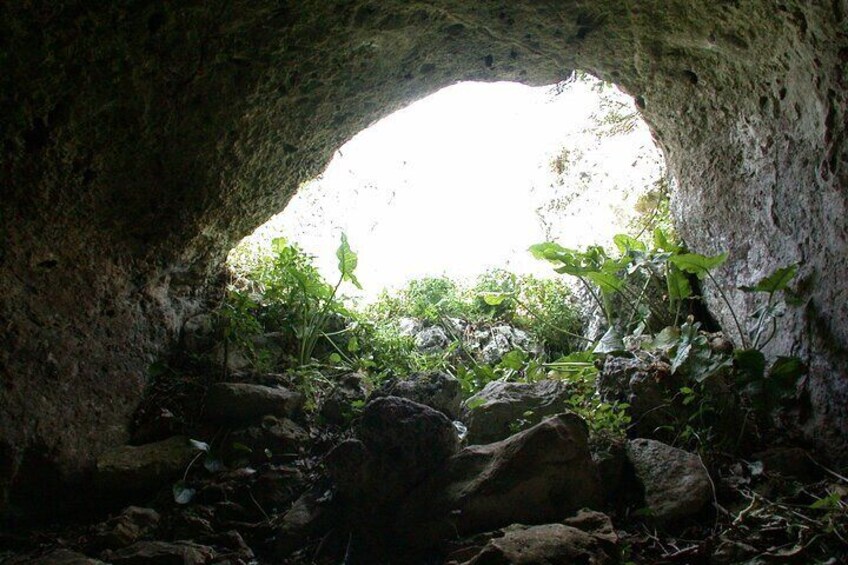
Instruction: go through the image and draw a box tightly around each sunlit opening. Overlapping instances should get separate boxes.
[229,73,669,300]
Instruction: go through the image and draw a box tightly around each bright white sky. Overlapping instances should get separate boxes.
[230,75,666,300]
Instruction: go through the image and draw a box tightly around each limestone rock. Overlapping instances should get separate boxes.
[95,436,197,493]
[399,413,602,548]
[474,325,542,365]
[626,438,712,523]
[102,540,215,564]
[414,325,450,354]
[376,371,463,419]
[462,379,575,444]
[204,382,304,425]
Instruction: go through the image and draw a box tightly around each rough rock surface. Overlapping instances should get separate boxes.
[376,371,463,419]
[414,325,451,354]
[399,413,601,548]
[626,438,712,523]
[462,379,575,444]
[204,383,304,425]
[2,0,847,517]
[94,436,198,494]
[447,509,618,565]
[328,396,459,506]
[92,506,161,550]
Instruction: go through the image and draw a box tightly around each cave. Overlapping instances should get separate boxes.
[1,0,846,544]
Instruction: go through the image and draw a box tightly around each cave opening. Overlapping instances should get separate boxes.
[2,2,847,561]
[229,72,670,305]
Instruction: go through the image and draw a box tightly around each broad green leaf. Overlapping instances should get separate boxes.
[651,326,681,350]
[529,242,569,261]
[203,457,224,473]
[740,264,799,294]
[668,252,728,279]
[670,343,693,374]
[586,271,624,294]
[769,356,806,387]
[666,265,692,301]
[336,233,362,289]
[500,349,527,370]
[593,326,625,354]
[652,228,677,252]
[328,352,342,364]
[480,291,511,306]
[734,349,766,383]
[464,397,486,411]
[271,237,289,254]
[347,336,360,353]
[613,234,647,254]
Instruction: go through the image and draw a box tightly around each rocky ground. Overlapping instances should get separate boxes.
[1,321,846,564]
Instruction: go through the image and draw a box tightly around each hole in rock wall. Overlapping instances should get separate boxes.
[228,72,672,302]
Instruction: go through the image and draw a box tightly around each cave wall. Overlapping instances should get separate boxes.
[1,0,845,518]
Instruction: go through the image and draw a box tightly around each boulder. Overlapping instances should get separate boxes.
[95,436,197,493]
[455,521,617,565]
[328,397,458,506]
[462,379,575,444]
[376,371,463,419]
[319,372,372,425]
[626,439,712,523]
[399,413,602,548]
[102,541,215,564]
[204,382,304,425]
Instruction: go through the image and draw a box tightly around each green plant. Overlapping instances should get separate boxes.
[227,234,362,368]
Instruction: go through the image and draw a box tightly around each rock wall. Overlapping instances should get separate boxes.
[1,0,845,518]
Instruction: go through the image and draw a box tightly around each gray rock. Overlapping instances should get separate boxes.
[319,372,372,425]
[181,313,217,355]
[204,382,304,424]
[399,413,602,548]
[397,317,425,337]
[414,325,451,354]
[93,506,160,550]
[379,371,463,419]
[475,325,541,365]
[95,436,197,493]
[102,540,215,564]
[626,438,712,523]
[462,379,575,444]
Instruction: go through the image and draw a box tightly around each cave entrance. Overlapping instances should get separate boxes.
[228,73,671,303]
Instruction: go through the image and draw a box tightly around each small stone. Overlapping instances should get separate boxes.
[204,382,304,424]
[93,506,160,549]
[626,438,712,523]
